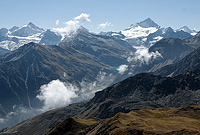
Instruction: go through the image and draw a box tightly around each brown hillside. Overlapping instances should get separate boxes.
[48,105,200,135]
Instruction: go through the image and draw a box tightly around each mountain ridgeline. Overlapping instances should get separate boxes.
[59,28,135,66]
[0,18,197,51]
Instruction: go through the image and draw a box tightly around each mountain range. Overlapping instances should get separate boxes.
[0,18,197,51]
[0,28,135,129]
[100,18,196,47]
[0,18,200,134]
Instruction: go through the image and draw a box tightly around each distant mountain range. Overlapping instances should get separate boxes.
[0,18,198,51]
[0,22,60,51]
[100,18,196,47]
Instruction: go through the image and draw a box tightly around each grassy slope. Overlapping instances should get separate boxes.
[48,105,200,135]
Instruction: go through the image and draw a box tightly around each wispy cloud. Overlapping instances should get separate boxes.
[98,22,113,29]
[55,20,60,25]
[52,13,91,39]
[128,46,162,64]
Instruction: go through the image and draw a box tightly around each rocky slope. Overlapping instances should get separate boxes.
[0,42,106,115]
[47,105,200,135]
[2,68,200,135]
[0,47,9,56]
[154,47,200,76]
[185,32,200,49]
[60,28,135,67]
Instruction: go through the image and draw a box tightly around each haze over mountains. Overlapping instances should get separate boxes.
[0,18,200,134]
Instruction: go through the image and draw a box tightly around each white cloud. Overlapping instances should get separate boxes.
[98,22,113,29]
[52,13,91,40]
[74,13,91,22]
[36,80,78,111]
[130,46,162,64]
[117,65,128,74]
[56,20,60,25]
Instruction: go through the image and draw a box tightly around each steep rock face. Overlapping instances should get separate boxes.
[0,42,106,114]
[185,32,200,49]
[80,69,200,119]
[149,38,194,61]
[39,29,61,45]
[60,28,135,67]
[0,28,9,42]
[154,47,200,76]
[0,47,9,56]
[47,106,200,135]
[2,68,200,135]
[146,27,192,47]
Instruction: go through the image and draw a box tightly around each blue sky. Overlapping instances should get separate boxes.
[0,0,200,32]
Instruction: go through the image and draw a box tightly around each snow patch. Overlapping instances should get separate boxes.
[121,26,158,39]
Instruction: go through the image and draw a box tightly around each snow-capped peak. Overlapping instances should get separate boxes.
[121,18,160,40]
[178,26,197,35]
[130,18,160,28]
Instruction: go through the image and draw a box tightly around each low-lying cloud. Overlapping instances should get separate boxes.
[36,80,78,111]
[36,71,115,112]
[129,46,162,64]
[117,65,128,74]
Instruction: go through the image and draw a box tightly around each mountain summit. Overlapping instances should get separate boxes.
[27,22,44,31]
[131,18,160,28]
[11,22,44,37]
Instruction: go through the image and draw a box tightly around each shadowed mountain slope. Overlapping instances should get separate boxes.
[0,42,106,114]
[2,68,200,135]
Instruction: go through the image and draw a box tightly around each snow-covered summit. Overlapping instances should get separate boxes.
[121,18,160,40]
[130,18,160,28]
[10,22,45,37]
[177,26,197,36]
